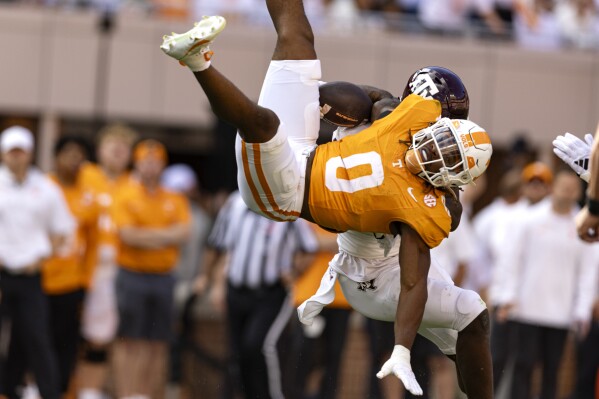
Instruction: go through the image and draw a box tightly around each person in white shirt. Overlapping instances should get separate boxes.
[495,169,599,399]
[472,170,523,301]
[555,0,599,49]
[418,0,505,35]
[0,126,75,399]
[477,163,552,393]
[513,0,562,50]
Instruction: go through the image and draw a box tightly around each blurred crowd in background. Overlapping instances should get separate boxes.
[1,0,599,50]
[0,116,596,399]
[0,0,598,397]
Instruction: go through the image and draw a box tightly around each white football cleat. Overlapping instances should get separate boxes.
[161,16,226,71]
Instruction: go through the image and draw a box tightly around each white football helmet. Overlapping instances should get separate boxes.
[405,118,492,187]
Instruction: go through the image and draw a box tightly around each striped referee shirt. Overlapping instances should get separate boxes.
[208,191,318,289]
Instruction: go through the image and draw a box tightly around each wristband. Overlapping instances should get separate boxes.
[587,198,599,216]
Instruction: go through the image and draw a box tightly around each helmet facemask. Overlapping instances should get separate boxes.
[407,118,473,187]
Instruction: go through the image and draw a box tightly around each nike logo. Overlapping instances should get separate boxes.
[407,187,417,202]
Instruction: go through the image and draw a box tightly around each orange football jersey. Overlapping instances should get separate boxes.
[308,94,451,248]
[79,163,134,254]
[43,174,100,294]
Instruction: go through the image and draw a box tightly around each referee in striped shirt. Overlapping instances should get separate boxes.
[203,191,318,399]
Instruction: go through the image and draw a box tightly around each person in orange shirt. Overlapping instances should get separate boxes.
[42,136,99,396]
[111,139,191,399]
[76,123,137,399]
[287,224,352,399]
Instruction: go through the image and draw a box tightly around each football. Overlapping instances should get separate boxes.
[319,81,372,128]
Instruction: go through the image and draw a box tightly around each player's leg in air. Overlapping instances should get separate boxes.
[161,15,277,144]
[160,0,318,142]
[162,0,321,222]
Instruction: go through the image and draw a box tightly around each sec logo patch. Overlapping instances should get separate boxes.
[424,194,437,208]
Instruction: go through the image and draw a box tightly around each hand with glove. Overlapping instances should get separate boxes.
[553,132,594,182]
[376,345,423,396]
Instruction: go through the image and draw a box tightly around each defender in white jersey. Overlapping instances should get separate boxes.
[298,229,488,394]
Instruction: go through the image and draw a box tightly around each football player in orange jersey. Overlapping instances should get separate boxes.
[299,76,493,398]
[76,124,137,399]
[161,1,492,395]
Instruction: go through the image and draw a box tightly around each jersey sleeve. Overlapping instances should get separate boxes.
[381,94,441,133]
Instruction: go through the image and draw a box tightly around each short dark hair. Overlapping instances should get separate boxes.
[54,135,92,158]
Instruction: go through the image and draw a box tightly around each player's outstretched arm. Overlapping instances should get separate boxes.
[377,221,430,396]
[358,85,394,103]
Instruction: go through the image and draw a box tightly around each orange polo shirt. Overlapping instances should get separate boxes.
[42,174,100,294]
[79,163,134,263]
[293,225,350,309]
[111,183,191,274]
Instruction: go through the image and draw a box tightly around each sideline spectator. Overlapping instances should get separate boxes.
[197,191,318,399]
[497,169,599,399]
[0,126,75,399]
[513,0,561,49]
[76,123,137,399]
[555,0,599,49]
[161,163,212,396]
[111,139,191,399]
[485,163,553,392]
[418,0,505,35]
[43,136,99,395]
[161,163,212,297]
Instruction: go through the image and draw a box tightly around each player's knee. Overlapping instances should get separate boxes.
[246,108,280,143]
[274,30,316,61]
[278,27,314,49]
[83,347,109,364]
[462,308,491,338]
[456,290,488,334]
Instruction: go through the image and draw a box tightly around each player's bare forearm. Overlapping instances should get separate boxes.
[372,98,401,121]
[393,222,431,349]
[358,85,394,103]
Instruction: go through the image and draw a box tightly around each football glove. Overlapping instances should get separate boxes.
[552,132,594,183]
[376,345,423,396]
